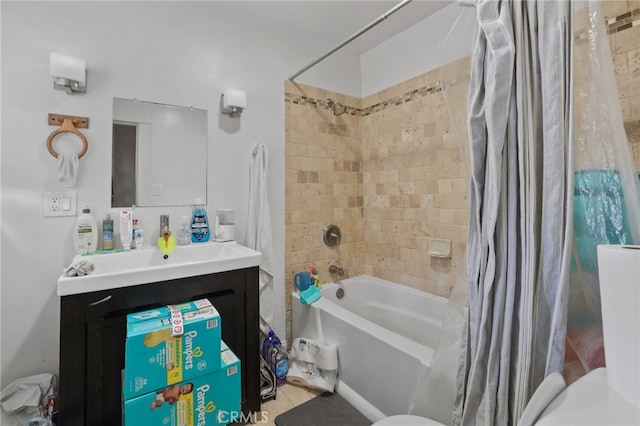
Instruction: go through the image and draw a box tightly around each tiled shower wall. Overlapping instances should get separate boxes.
[284,66,468,311]
[360,68,468,294]
[603,1,640,168]
[284,82,365,313]
[284,1,640,329]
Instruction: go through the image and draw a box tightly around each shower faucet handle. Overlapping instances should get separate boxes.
[329,265,344,277]
[323,224,341,247]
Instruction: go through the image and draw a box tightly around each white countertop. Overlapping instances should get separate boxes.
[57,241,261,296]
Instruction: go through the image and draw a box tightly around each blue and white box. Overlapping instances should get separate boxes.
[124,299,221,400]
[124,344,242,426]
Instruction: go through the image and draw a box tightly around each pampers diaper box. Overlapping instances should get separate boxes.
[124,344,241,426]
[124,299,221,400]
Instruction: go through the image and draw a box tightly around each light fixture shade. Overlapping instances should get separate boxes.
[222,89,247,110]
[50,52,86,85]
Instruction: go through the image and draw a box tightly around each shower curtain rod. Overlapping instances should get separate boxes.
[288,0,413,81]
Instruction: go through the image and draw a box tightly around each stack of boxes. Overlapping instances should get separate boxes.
[122,299,241,426]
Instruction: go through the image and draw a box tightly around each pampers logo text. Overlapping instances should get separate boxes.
[183,330,204,370]
[196,384,216,426]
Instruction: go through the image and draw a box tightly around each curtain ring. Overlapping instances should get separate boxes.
[46,118,89,158]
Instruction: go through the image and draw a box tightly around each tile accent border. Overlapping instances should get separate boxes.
[607,8,640,34]
[361,83,441,116]
[285,81,441,117]
[284,94,360,116]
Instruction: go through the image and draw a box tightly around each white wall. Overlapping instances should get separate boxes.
[360,2,475,97]
[0,1,363,387]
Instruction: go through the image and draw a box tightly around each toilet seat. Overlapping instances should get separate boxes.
[372,414,445,425]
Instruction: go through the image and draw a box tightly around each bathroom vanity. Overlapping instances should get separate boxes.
[56,242,261,426]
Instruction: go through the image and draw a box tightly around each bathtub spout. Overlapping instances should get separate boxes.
[329,265,344,277]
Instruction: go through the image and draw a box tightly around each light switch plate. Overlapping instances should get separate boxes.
[152,184,165,195]
[44,191,77,217]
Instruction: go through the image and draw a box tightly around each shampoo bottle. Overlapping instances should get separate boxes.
[74,206,98,254]
[119,210,133,251]
[102,214,114,250]
[190,199,210,243]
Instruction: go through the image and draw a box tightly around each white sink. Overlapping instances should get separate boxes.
[57,241,262,296]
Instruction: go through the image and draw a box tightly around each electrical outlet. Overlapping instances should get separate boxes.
[50,195,60,212]
[44,191,77,217]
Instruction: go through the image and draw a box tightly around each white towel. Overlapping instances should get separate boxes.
[287,338,338,393]
[57,154,79,187]
[245,143,275,332]
[63,260,95,277]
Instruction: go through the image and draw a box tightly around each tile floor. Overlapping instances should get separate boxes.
[236,383,324,426]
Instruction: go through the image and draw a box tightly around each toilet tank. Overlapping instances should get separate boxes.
[597,245,640,407]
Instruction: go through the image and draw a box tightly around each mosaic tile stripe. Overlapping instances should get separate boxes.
[361,83,441,116]
[285,81,441,116]
[284,94,360,116]
[607,8,640,34]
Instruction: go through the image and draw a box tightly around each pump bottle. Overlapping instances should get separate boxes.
[74,206,98,254]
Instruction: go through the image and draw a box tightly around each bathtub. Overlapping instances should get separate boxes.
[291,275,460,424]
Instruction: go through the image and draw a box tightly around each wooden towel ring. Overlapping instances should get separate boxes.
[47,117,89,159]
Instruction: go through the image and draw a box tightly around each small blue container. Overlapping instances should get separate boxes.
[294,271,313,292]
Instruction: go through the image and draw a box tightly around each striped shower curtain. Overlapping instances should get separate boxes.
[453,1,574,424]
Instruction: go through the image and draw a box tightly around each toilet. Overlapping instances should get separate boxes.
[535,244,640,424]
[373,414,445,425]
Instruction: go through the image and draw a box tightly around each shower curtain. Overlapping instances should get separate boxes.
[453,1,574,424]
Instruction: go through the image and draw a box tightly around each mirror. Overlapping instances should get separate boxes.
[112,98,208,207]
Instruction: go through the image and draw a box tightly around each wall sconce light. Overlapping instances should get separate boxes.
[50,52,86,95]
[221,88,246,117]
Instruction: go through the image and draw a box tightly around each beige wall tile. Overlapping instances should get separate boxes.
[600,0,633,20]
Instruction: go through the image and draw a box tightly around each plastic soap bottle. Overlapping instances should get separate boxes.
[74,206,98,254]
[177,215,192,245]
[190,198,210,243]
[262,330,289,386]
[102,214,114,250]
[130,219,138,249]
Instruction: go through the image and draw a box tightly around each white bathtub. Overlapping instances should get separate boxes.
[291,275,460,424]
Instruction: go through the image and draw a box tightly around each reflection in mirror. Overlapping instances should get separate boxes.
[112,98,208,207]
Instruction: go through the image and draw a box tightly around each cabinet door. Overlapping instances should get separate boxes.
[86,314,126,424]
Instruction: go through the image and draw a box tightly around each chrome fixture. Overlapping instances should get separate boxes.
[329,264,344,277]
[325,98,347,116]
[323,224,341,247]
[160,214,170,236]
[221,88,247,117]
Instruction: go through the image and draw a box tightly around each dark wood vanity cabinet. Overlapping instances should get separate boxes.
[57,267,260,426]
